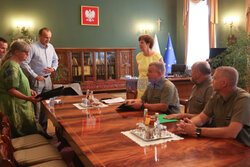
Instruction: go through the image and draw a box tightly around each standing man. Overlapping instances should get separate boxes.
[164,61,213,120]
[21,27,58,139]
[126,61,180,114]
[176,66,250,146]
[0,37,8,67]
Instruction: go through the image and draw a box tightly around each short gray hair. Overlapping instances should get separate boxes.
[192,61,211,75]
[216,66,238,87]
[1,39,30,65]
[149,61,166,76]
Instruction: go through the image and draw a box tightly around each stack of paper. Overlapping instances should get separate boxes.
[102,97,125,104]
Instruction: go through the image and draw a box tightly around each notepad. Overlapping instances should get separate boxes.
[151,114,178,123]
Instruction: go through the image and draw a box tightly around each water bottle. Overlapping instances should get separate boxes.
[143,108,148,124]
[154,113,161,138]
[49,97,55,109]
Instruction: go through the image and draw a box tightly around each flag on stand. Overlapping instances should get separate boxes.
[152,34,161,55]
[164,34,177,76]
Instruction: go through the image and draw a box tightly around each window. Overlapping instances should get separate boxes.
[186,0,209,68]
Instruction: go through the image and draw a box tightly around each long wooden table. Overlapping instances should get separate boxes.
[43,94,250,167]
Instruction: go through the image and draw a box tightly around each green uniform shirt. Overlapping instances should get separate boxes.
[204,88,250,146]
[141,78,180,114]
[189,77,213,114]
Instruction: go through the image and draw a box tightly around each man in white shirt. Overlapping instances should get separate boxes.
[21,27,58,139]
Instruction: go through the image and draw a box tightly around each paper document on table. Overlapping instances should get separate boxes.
[102,97,125,104]
[73,103,108,109]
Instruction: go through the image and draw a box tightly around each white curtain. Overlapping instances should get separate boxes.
[186,0,209,68]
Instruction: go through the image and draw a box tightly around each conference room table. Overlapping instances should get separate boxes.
[43,94,250,167]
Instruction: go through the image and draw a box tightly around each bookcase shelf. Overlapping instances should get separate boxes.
[52,48,136,92]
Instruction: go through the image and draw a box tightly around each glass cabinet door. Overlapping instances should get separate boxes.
[107,52,116,80]
[72,53,82,82]
[84,52,93,81]
[95,52,105,80]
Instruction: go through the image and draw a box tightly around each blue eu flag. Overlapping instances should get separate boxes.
[164,34,177,76]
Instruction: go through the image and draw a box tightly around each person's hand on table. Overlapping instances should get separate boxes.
[163,114,182,120]
[124,99,136,105]
[127,101,143,110]
[174,118,197,136]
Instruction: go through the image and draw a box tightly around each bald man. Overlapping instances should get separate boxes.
[164,61,213,120]
[176,66,250,146]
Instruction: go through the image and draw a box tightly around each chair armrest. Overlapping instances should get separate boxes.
[180,98,188,105]
[179,98,189,113]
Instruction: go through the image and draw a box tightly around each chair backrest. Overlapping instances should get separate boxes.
[179,98,189,113]
[0,113,11,136]
[0,143,15,167]
[53,83,83,95]
[1,127,14,152]
[0,115,16,167]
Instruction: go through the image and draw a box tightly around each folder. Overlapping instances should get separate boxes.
[36,86,64,100]
[36,86,79,100]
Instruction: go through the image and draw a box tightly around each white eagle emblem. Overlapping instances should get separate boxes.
[85,9,95,22]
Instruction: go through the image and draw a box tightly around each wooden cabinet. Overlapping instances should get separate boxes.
[52,48,136,92]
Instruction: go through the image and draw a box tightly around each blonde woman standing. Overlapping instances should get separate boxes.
[136,35,163,98]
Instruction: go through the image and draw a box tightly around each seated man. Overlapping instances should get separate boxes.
[126,61,180,114]
[164,61,213,120]
[176,66,250,146]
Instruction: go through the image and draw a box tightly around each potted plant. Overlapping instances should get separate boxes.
[210,30,250,90]
[8,27,36,45]
[52,56,69,83]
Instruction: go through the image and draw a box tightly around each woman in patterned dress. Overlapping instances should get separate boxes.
[0,40,40,138]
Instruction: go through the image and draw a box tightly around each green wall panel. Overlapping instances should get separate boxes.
[0,0,246,74]
[0,0,177,55]
[216,0,246,47]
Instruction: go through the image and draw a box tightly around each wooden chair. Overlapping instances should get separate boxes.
[0,142,15,167]
[1,126,67,167]
[180,98,189,113]
[53,83,83,95]
[0,142,68,167]
[0,113,67,167]
[0,113,49,151]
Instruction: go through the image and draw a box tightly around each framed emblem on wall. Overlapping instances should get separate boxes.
[81,6,99,26]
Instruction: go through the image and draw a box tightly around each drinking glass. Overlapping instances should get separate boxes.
[82,98,88,107]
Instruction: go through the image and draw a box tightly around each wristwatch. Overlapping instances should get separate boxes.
[196,127,201,137]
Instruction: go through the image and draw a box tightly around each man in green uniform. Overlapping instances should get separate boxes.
[176,66,250,146]
[164,61,213,119]
[126,61,180,114]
